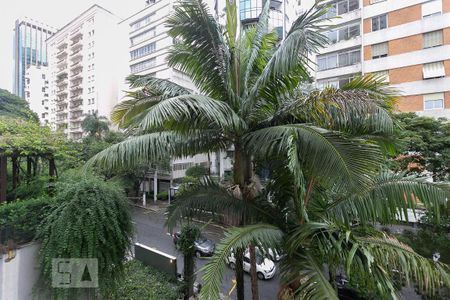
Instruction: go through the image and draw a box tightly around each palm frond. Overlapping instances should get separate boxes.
[166,0,232,101]
[243,124,382,190]
[166,180,272,231]
[328,171,450,225]
[137,94,246,133]
[200,224,283,300]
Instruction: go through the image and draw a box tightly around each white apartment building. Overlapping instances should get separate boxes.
[304,0,450,118]
[24,65,51,125]
[47,5,127,139]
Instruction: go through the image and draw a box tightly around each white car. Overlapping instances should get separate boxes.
[226,251,277,280]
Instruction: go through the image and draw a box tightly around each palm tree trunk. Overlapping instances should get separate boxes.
[235,247,245,300]
[249,243,259,300]
[184,253,195,300]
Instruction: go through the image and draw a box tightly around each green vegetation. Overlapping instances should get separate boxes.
[81,112,110,139]
[391,113,450,181]
[113,260,182,300]
[37,173,133,298]
[0,195,55,244]
[185,165,208,178]
[85,1,450,299]
[157,190,169,200]
[0,88,38,121]
[175,224,201,299]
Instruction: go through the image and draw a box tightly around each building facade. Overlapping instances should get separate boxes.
[307,0,450,118]
[24,65,51,125]
[13,18,56,109]
[47,5,126,139]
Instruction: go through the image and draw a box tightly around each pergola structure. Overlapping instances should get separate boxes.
[0,117,64,203]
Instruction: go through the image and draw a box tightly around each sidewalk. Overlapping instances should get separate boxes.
[129,198,170,213]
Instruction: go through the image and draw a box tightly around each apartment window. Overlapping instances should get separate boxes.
[42,74,46,79]
[372,14,387,31]
[321,0,359,19]
[423,61,445,79]
[422,0,442,18]
[424,93,444,110]
[423,30,443,48]
[130,13,155,31]
[42,87,46,92]
[130,28,156,46]
[325,22,360,44]
[317,48,360,71]
[371,42,388,59]
[317,74,357,89]
[130,58,156,73]
[91,98,95,104]
[88,87,92,93]
[130,42,156,60]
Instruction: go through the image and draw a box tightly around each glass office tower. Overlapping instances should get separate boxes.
[13,18,55,98]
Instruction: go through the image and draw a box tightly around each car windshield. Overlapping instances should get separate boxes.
[256,254,264,265]
[197,236,207,243]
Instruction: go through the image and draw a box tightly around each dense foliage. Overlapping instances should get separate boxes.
[185,165,208,178]
[391,113,450,181]
[0,195,55,244]
[81,112,110,139]
[113,260,182,300]
[0,88,38,121]
[37,173,133,298]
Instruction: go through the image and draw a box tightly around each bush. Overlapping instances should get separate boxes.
[185,165,208,178]
[0,195,55,244]
[157,191,169,200]
[113,260,182,300]
[37,173,133,298]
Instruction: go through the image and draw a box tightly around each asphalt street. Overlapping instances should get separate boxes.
[132,206,280,300]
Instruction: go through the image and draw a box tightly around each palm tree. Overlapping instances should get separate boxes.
[85,0,450,299]
[81,112,110,139]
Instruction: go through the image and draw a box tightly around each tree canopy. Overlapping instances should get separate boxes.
[0,88,38,121]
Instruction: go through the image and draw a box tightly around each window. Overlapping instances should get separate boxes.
[91,98,95,104]
[130,42,156,60]
[325,22,360,44]
[42,74,46,79]
[423,61,445,79]
[422,0,442,18]
[42,87,46,92]
[130,58,156,73]
[317,48,360,71]
[130,13,154,31]
[371,42,388,59]
[423,30,443,48]
[320,0,359,19]
[372,14,387,31]
[424,93,444,110]
[130,28,156,46]
[318,74,358,89]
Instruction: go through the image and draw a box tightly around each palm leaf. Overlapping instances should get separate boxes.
[200,224,283,300]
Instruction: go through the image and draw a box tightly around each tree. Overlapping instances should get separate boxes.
[85,1,449,299]
[0,88,38,121]
[391,113,450,181]
[185,165,208,178]
[81,112,110,139]
[176,224,201,300]
[37,172,133,299]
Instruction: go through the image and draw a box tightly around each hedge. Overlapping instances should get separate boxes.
[0,196,55,244]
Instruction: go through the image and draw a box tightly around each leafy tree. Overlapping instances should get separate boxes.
[85,1,450,299]
[37,172,133,299]
[185,165,208,178]
[175,224,201,300]
[0,88,38,121]
[81,112,110,139]
[391,113,450,181]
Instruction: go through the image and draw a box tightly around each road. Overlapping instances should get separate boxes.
[132,206,280,300]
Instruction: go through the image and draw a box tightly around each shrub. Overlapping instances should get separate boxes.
[157,191,169,200]
[37,173,133,298]
[185,165,208,178]
[113,260,182,300]
[0,195,55,244]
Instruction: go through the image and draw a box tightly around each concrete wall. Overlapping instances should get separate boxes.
[0,243,41,300]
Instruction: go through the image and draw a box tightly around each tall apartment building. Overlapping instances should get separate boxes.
[47,5,126,139]
[13,18,55,125]
[24,65,51,125]
[306,0,450,118]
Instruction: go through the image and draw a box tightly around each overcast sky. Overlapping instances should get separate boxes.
[0,0,144,91]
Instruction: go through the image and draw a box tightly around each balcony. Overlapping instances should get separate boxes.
[70,114,82,121]
[71,31,82,40]
[56,89,68,96]
[56,80,68,88]
[56,106,67,112]
[57,50,68,59]
[57,66,68,76]
[57,41,68,51]
[71,72,83,81]
[71,79,83,88]
[70,37,82,48]
[71,47,83,57]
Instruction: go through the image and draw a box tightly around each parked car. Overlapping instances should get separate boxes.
[226,250,277,280]
[172,232,215,257]
[256,247,284,262]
